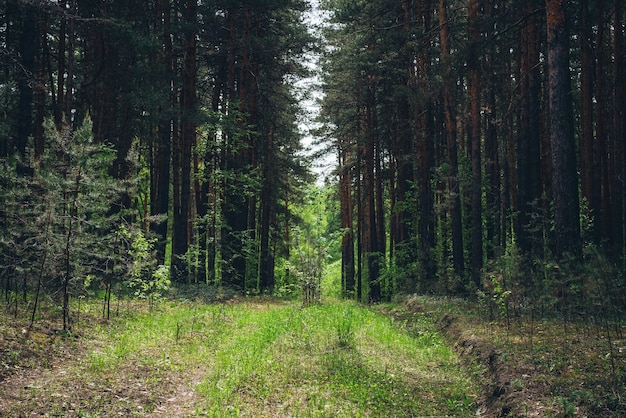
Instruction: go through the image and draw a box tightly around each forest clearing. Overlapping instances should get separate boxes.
[1,292,624,417]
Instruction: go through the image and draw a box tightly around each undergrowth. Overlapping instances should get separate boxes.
[407,292,626,417]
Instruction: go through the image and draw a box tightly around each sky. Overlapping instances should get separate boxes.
[298,0,335,185]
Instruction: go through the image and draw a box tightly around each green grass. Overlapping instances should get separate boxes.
[192,300,478,416]
[1,298,478,417]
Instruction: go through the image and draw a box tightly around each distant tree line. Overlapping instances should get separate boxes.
[320,0,625,305]
[1,0,314,325]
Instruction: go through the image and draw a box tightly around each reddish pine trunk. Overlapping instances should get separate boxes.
[172,0,197,281]
[415,0,436,288]
[339,139,355,297]
[438,0,465,277]
[468,0,483,287]
[363,82,380,302]
[545,0,581,259]
[517,2,543,254]
[388,0,416,292]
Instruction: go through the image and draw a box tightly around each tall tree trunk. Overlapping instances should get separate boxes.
[613,0,625,256]
[485,84,500,258]
[259,126,275,293]
[364,83,380,302]
[390,0,416,293]
[64,0,76,127]
[594,10,611,252]
[374,101,386,299]
[416,108,435,288]
[545,0,581,259]
[415,0,436,290]
[33,12,47,159]
[517,1,543,255]
[439,0,465,277]
[356,109,364,301]
[468,0,483,287]
[503,58,517,253]
[172,0,197,281]
[197,66,224,283]
[221,6,246,288]
[16,1,36,164]
[54,1,67,128]
[484,0,501,257]
[339,139,355,297]
[223,4,260,290]
[579,0,596,242]
[150,0,172,265]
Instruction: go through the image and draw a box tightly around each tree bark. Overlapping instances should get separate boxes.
[16,1,36,163]
[363,81,380,302]
[545,0,581,259]
[339,137,355,297]
[468,0,483,287]
[595,9,611,252]
[151,0,172,264]
[415,0,436,289]
[439,0,465,277]
[54,2,67,128]
[484,0,501,257]
[33,11,48,159]
[389,0,416,293]
[579,0,594,224]
[613,0,625,255]
[172,0,197,281]
[517,1,543,254]
[259,126,275,293]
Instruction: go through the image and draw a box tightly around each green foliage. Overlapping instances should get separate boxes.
[280,185,343,301]
[479,273,512,320]
[273,259,301,299]
[321,258,342,299]
[382,244,419,295]
[117,225,170,305]
[0,119,150,325]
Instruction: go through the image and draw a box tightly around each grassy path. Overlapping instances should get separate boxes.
[1,298,478,417]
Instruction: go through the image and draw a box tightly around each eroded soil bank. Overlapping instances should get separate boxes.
[395,296,624,417]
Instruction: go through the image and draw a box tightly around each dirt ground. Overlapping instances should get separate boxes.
[0,317,202,417]
[2,298,623,417]
[438,312,559,417]
[401,297,624,418]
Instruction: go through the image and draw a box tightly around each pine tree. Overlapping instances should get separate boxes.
[545,0,581,260]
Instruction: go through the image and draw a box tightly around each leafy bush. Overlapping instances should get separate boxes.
[117,225,170,306]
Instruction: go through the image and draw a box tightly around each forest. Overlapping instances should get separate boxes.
[1,0,625,416]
